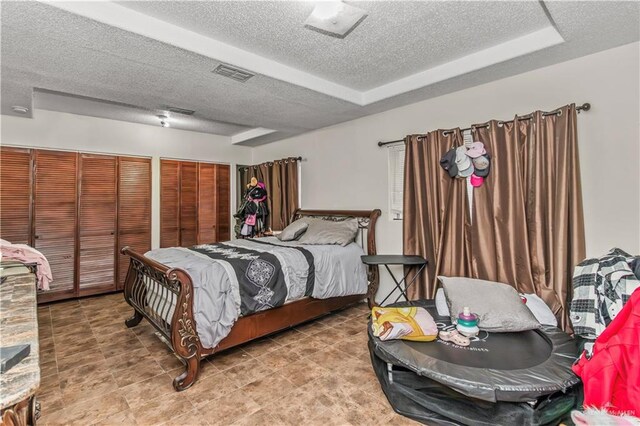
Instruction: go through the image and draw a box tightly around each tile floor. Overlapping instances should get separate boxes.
[37,293,418,425]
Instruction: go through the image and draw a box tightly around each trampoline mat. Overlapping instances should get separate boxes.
[370,300,581,402]
[370,340,581,426]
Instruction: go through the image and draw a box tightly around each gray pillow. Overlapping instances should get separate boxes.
[276,219,309,241]
[439,276,540,332]
[298,218,358,246]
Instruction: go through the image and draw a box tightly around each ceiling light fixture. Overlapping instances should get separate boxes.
[304,1,367,39]
[11,105,29,114]
[157,114,170,127]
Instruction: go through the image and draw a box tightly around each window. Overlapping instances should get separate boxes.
[388,144,405,220]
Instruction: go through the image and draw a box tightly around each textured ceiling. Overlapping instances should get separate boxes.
[1,1,638,145]
[117,1,551,90]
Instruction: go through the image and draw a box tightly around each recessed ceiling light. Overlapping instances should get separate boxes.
[304,1,367,39]
[11,105,29,114]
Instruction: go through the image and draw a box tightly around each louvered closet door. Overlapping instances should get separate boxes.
[197,163,216,244]
[180,161,198,247]
[78,154,117,296]
[160,160,180,248]
[216,164,231,241]
[117,157,151,289]
[34,150,78,302]
[0,147,32,244]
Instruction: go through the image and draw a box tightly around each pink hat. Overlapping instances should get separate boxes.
[470,173,484,187]
[466,142,486,158]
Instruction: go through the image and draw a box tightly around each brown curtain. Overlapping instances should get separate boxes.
[255,157,299,231]
[403,130,473,299]
[471,104,585,331]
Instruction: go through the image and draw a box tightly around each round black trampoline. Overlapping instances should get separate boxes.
[369,300,581,403]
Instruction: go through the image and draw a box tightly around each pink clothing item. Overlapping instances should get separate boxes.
[1,241,52,290]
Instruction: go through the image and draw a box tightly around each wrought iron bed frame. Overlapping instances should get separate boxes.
[121,209,381,391]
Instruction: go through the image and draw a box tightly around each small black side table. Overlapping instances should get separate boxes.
[361,255,428,306]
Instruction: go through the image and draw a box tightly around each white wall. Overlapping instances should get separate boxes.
[0,109,252,248]
[253,42,640,302]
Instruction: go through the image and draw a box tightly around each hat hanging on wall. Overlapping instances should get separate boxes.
[439,141,491,181]
[439,147,458,178]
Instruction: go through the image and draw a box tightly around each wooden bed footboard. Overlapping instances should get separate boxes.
[121,248,201,391]
[121,208,381,391]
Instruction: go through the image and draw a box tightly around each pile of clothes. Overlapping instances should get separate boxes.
[235,178,269,238]
[570,248,640,417]
[0,239,52,290]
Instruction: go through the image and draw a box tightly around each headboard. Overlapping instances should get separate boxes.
[291,208,382,306]
[291,209,381,255]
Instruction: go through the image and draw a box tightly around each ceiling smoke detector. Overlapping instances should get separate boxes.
[212,64,255,83]
[304,1,367,39]
[11,105,29,114]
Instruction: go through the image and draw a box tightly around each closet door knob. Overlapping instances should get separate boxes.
[34,235,40,239]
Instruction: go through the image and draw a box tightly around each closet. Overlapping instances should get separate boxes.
[160,159,230,248]
[0,147,151,303]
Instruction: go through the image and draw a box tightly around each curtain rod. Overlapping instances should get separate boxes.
[377,102,591,147]
[240,156,302,171]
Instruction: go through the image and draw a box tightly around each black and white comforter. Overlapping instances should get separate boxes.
[145,237,367,349]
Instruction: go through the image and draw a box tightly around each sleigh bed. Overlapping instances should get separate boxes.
[121,209,381,391]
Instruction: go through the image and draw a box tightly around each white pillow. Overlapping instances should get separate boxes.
[435,288,450,317]
[523,293,558,327]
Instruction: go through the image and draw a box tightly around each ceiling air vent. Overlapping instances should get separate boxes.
[166,106,195,115]
[212,64,255,83]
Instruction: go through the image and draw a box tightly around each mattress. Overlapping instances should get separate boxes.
[144,237,367,348]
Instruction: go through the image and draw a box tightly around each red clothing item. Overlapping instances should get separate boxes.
[573,288,640,416]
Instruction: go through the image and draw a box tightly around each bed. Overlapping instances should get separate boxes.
[121,209,381,391]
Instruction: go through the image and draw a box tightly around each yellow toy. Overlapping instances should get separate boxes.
[371,306,438,342]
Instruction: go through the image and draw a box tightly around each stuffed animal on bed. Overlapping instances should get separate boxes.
[371,306,438,342]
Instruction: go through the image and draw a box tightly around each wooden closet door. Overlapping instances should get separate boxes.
[0,147,32,244]
[117,157,151,289]
[216,164,231,241]
[180,162,198,247]
[78,154,117,296]
[160,160,180,248]
[34,150,78,302]
[197,163,216,244]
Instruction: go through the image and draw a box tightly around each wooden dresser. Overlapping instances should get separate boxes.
[0,272,40,426]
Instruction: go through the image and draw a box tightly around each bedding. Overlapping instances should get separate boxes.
[298,217,358,246]
[145,236,367,348]
[276,219,309,241]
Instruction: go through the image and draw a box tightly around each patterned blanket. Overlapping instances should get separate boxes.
[190,240,314,316]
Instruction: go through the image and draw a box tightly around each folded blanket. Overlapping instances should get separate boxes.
[1,239,52,290]
[371,306,438,342]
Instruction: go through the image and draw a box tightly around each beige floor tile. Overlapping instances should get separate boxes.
[110,354,165,388]
[207,347,253,370]
[120,373,176,409]
[199,388,261,426]
[130,392,194,425]
[223,356,273,387]
[255,344,300,370]
[237,372,295,406]
[276,357,329,387]
[37,294,401,425]
[185,371,238,407]
[42,390,129,425]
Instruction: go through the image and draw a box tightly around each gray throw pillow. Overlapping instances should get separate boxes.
[276,219,309,241]
[298,218,358,246]
[439,276,540,332]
